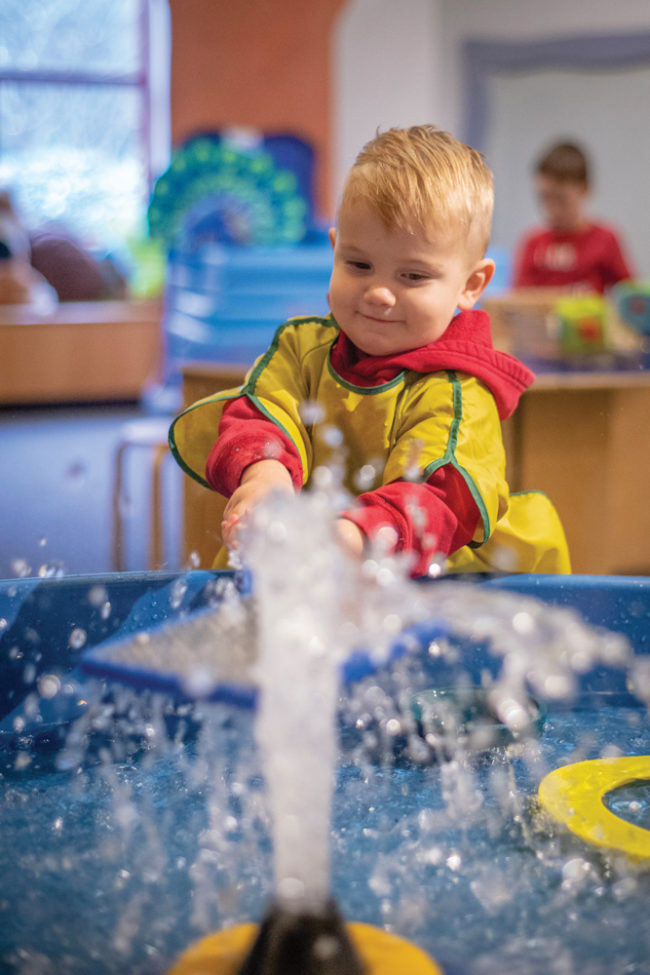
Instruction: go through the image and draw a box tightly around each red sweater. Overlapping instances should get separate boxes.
[206,310,534,575]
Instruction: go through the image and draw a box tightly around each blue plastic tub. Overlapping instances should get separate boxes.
[0,571,648,975]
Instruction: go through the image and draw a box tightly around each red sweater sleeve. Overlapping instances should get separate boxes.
[340,465,480,577]
[205,397,303,496]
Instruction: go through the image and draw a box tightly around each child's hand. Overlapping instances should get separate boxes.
[335,517,365,559]
[221,460,294,549]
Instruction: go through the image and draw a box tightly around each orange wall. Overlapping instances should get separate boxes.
[168,0,347,220]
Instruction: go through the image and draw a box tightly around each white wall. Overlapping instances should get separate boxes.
[440,0,650,137]
[331,0,445,209]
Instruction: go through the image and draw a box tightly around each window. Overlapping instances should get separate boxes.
[0,0,169,251]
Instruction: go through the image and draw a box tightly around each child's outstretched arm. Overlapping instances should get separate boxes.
[221,458,295,548]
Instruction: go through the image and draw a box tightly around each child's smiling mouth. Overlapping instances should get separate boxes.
[359,312,402,324]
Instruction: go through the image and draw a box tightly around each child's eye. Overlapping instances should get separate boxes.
[346,260,371,271]
[403,272,428,282]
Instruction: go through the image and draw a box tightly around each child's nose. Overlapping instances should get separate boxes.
[364,283,396,306]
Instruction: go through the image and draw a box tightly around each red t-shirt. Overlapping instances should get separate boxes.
[513,222,633,294]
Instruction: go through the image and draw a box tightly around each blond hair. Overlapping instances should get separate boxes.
[341,125,494,255]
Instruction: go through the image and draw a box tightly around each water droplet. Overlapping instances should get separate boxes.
[612,875,637,901]
[354,464,377,491]
[181,667,216,699]
[11,558,31,578]
[38,561,65,579]
[0,618,7,633]
[320,425,343,448]
[428,640,443,657]
[422,846,443,865]
[88,585,109,607]
[512,611,535,635]
[313,935,339,961]
[69,628,87,650]
[38,674,61,699]
[23,663,37,684]
[543,673,574,700]
[385,718,402,736]
[170,578,188,609]
[299,399,324,424]
[561,857,594,890]
[600,743,623,759]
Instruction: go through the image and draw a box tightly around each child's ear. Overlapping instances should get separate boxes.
[328,227,336,249]
[457,259,495,310]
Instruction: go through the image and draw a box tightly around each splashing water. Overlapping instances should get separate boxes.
[240,487,357,911]
[2,481,650,973]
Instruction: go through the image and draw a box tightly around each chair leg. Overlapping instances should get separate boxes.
[150,443,169,570]
[112,442,128,572]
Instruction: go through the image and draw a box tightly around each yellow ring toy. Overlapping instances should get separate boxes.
[168,921,442,974]
[537,756,650,862]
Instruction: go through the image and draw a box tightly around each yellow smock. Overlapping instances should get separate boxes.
[169,315,570,574]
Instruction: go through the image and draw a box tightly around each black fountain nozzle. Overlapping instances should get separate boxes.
[238,897,365,975]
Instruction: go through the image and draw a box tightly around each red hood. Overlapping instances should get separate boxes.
[331,309,535,420]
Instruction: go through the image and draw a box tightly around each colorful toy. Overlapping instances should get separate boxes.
[552,294,609,355]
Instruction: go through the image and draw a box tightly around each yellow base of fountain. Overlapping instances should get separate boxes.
[168,921,443,974]
[537,756,650,862]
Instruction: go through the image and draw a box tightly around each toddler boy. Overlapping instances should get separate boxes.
[170,125,570,576]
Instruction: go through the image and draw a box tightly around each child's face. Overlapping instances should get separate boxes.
[328,200,493,357]
[536,175,588,232]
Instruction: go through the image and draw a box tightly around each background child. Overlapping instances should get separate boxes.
[170,125,570,576]
[513,141,634,294]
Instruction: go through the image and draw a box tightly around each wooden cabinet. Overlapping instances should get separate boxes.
[0,300,162,404]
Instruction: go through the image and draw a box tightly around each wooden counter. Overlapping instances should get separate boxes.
[502,369,650,576]
[181,361,650,576]
[0,299,163,404]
